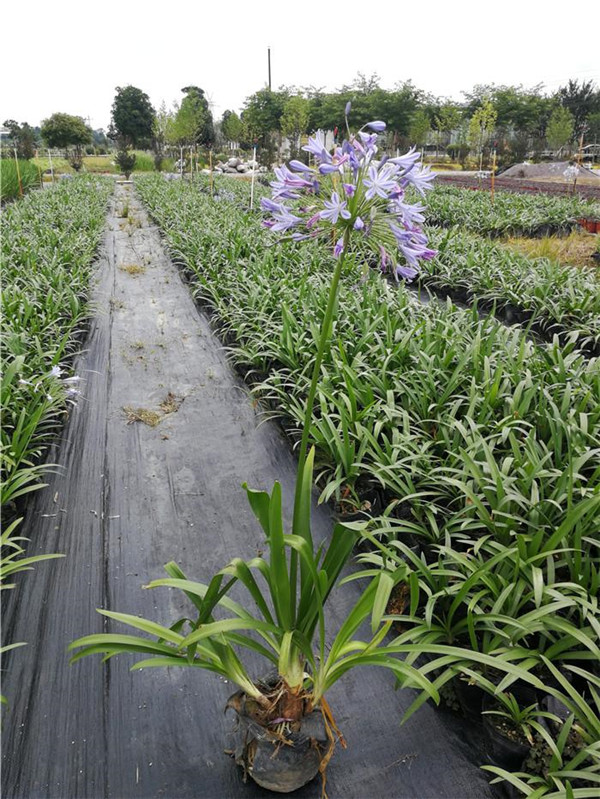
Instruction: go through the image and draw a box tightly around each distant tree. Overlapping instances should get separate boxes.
[110,85,155,148]
[167,100,195,149]
[409,109,431,149]
[179,86,214,148]
[241,89,286,166]
[221,110,244,147]
[447,120,471,168]
[587,111,600,143]
[281,95,310,160]
[3,119,37,160]
[504,130,530,165]
[110,85,155,178]
[558,79,600,139]
[468,98,497,169]
[305,77,423,151]
[546,105,575,153]
[435,103,462,137]
[41,112,92,171]
[92,128,108,153]
[152,101,172,170]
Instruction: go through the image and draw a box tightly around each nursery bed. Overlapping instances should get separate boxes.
[1,185,495,799]
[435,172,600,200]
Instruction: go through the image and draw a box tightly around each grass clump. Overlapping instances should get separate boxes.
[1,160,42,202]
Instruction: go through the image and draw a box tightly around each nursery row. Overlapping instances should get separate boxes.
[1,176,112,514]
[423,227,600,354]
[136,174,600,795]
[176,176,600,353]
[424,184,600,238]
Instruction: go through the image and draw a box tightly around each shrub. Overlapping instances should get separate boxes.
[131,151,155,172]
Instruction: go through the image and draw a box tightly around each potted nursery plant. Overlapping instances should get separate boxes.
[69,108,440,792]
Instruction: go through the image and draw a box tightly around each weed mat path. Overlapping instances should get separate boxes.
[1,184,494,799]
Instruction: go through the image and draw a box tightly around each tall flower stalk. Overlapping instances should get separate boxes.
[260,111,437,538]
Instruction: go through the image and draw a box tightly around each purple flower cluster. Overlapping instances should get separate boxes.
[260,118,436,281]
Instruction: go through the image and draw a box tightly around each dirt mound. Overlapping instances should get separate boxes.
[502,161,600,180]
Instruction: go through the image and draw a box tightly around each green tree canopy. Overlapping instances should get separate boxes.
[3,119,37,159]
[40,113,92,170]
[110,85,155,147]
[558,79,600,139]
[178,86,214,147]
[546,105,575,151]
[221,110,244,144]
[41,113,92,150]
[281,95,310,158]
[409,109,431,147]
[242,89,286,143]
[468,98,497,168]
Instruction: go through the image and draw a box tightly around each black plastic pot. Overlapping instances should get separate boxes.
[227,690,330,793]
[482,696,531,771]
[482,715,530,771]
[454,677,485,721]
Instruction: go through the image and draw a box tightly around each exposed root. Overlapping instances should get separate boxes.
[318,697,346,799]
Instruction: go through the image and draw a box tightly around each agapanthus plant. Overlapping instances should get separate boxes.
[261,110,437,526]
[70,112,439,793]
[262,110,436,280]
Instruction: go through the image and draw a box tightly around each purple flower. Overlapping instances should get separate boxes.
[318,162,343,175]
[395,264,418,281]
[345,101,352,117]
[388,222,433,270]
[260,110,434,268]
[271,207,303,232]
[358,131,378,152]
[379,246,389,272]
[288,160,314,173]
[363,163,398,200]
[320,192,351,224]
[389,147,420,172]
[402,165,435,197]
[261,197,284,213]
[302,131,330,161]
[269,164,314,199]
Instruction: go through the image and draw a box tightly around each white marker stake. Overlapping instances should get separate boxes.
[250,145,257,210]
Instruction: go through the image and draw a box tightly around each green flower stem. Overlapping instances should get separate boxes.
[292,227,351,532]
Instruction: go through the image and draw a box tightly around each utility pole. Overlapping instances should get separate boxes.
[267,47,271,91]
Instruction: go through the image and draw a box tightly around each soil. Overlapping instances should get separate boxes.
[436,172,600,200]
[1,183,496,798]
[500,161,600,182]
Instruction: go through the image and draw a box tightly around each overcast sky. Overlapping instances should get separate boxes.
[3,0,599,131]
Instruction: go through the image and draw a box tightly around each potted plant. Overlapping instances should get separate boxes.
[70,109,440,791]
[481,691,556,770]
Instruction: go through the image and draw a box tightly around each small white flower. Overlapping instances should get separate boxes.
[50,365,63,378]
